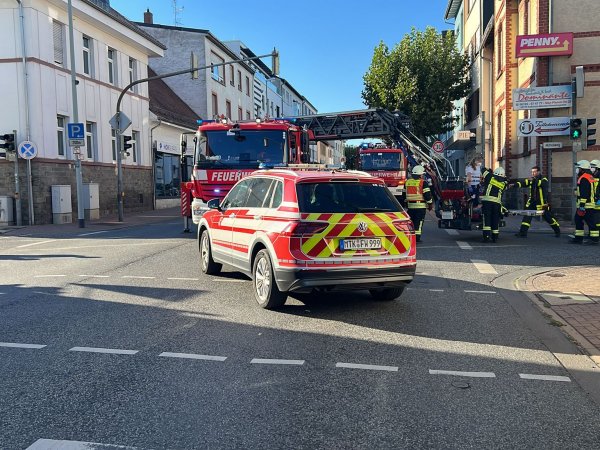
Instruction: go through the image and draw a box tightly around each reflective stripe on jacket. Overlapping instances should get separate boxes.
[405,178,432,208]
[481,173,507,204]
[577,173,597,209]
[516,176,549,210]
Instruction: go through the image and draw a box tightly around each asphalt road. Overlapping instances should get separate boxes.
[1,214,599,449]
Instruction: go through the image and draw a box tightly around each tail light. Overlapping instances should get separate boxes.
[282,221,329,236]
[392,219,414,233]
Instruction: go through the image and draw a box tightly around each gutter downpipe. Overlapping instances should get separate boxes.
[150,118,161,210]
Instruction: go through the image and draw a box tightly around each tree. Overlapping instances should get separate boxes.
[343,144,359,170]
[362,27,470,141]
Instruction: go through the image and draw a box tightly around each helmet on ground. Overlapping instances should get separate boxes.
[412,165,425,175]
[590,159,600,169]
[493,167,505,177]
[576,160,591,170]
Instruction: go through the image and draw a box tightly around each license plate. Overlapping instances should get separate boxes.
[442,211,453,220]
[340,238,382,250]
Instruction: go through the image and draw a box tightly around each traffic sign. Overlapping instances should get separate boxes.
[109,112,131,133]
[542,142,563,149]
[68,139,85,147]
[68,123,84,139]
[18,140,37,160]
[432,140,445,154]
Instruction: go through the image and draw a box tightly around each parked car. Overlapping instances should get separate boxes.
[197,168,417,309]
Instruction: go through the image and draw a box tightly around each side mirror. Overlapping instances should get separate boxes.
[207,198,221,210]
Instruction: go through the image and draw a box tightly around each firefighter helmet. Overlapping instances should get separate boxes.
[576,160,591,170]
[493,167,505,177]
[590,159,600,169]
[412,165,425,176]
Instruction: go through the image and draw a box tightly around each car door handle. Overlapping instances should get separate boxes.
[254,215,263,220]
[229,213,236,218]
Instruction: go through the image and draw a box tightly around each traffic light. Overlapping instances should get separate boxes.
[570,118,582,140]
[0,133,15,151]
[583,118,596,149]
[121,135,132,156]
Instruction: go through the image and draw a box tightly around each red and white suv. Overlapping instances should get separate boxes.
[197,169,416,309]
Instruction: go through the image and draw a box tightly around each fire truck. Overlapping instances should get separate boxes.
[182,108,444,223]
[357,143,407,203]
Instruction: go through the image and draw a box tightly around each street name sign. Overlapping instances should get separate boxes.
[542,142,563,149]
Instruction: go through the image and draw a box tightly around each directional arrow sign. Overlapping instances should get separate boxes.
[109,112,131,133]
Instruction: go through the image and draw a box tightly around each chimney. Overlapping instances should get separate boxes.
[144,8,153,24]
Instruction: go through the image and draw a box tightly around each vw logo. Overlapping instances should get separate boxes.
[357,221,368,233]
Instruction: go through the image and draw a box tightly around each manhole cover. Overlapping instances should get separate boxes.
[546,273,566,278]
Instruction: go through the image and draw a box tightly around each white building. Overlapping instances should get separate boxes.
[0,0,164,224]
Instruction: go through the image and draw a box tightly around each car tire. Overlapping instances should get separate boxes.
[253,249,287,309]
[369,287,404,301]
[200,230,222,275]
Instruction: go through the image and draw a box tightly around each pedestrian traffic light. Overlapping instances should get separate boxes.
[122,135,132,156]
[583,118,596,149]
[0,133,15,151]
[570,118,582,139]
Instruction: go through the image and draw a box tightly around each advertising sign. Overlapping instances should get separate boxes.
[517,117,570,137]
[512,85,572,110]
[516,33,573,58]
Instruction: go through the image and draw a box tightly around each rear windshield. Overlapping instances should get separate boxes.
[296,182,403,213]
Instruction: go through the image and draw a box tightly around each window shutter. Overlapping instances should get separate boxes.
[53,21,63,65]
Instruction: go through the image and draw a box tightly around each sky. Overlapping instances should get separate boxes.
[111,0,453,114]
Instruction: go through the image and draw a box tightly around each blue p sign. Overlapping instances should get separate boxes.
[68,123,85,139]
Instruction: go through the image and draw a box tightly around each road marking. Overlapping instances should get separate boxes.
[470,259,498,274]
[519,373,571,382]
[15,239,57,248]
[251,358,305,365]
[167,277,199,281]
[79,275,110,278]
[445,229,460,236]
[429,289,445,292]
[159,352,227,361]
[0,292,6,295]
[27,439,137,449]
[464,290,497,294]
[122,276,156,279]
[456,241,472,250]
[211,278,248,283]
[33,275,66,278]
[429,369,496,378]
[77,230,109,237]
[0,342,46,349]
[336,362,398,372]
[69,346,138,355]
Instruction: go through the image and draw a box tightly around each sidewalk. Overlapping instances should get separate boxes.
[520,266,600,364]
[0,207,186,237]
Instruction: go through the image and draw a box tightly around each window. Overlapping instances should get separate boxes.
[53,20,64,66]
[85,122,96,160]
[245,76,250,96]
[237,70,242,91]
[246,178,275,208]
[107,47,116,85]
[522,0,530,35]
[497,26,503,74]
[211,93,218,117]
[129,58,137,92]
[82,36,92,76]
[226,100,232,120]
[111,129,117,161]
[468,0,476,15]
[238,107,243,121]
[246,110,251,120]
[229,66,235,86]
[130,130,138,163]
[222,180,252,209]
[270,181,283,208]
[57,116,66,157]
[210,52,224,84]
[154,152,186,198]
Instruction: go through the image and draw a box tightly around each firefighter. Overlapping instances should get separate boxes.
[570,160,599,245]
[511,165,560,238]
[405,165,433,242]
[591,160,600,233]
[480,166,508,243]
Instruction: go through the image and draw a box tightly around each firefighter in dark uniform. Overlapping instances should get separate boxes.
[571,160,599,245]
[591,159,600,233]
[405,165,433,242]
[480,166,508,243]
[512,165,560,238]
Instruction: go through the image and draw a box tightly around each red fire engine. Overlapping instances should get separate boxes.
[357,143,407,202]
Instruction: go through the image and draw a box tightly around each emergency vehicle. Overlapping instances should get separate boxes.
[357,143,407,202]
[197,168,416,309]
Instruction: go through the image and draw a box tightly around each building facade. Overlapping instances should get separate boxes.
[0,0,164,224]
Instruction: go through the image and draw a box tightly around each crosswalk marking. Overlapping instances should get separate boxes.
[470,259,497,274]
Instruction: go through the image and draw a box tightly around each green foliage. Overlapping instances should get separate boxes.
[343,145,359,169]
[362,27,470,140]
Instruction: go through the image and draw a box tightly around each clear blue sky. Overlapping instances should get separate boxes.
[112,0,453,114]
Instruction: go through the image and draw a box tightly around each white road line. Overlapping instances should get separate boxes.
[69,346,138,355]
[211,278,248,283]
[121,276,156,279]
[445,229,460,236]
[15,239,57,248]
[457,241,472,250]
[429,369,496,378]
[0,342,46,349]
[79,275,110,278]
[167,277,199,281]
[251,358,305,365]
[159,352,227,361]
[0,292,6,295]
[33,275,66,278]
[464,290,497,294]
[336,362,398,372]
[429,289,445,292]
[77,230,109,237]
[519,373,571,382]
[27,439,137,449]
[470,259,498,274]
